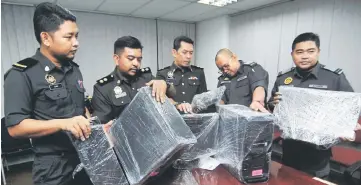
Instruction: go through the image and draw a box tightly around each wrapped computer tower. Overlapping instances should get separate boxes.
[216,105,274,183]
[176,113,219,169]
[68,123,129,185]
[109,87,197,185]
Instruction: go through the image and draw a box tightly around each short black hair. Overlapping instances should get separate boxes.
[173,36,194,51]
[114,36,143,54]
[292,32,320,50]
[33,2,76,44]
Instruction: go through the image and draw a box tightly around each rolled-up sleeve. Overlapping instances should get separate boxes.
[4,70,33,127]
[249,65,269,94]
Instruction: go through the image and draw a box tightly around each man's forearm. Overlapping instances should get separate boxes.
[252,86,266,105]
[8,118,65,138]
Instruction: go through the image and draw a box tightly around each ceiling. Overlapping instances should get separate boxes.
[1,0,289,23]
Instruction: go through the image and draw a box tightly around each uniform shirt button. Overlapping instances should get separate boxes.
[182,92,185,94]
[121,101,124,103]
[181,75,184,77]
[182,83,184,86]
[132,88,135,90]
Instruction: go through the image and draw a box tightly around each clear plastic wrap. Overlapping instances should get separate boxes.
[109,87,197,185]
[179,113,219,162]
[215,104,274,183]
[191,86,226,113]
[68,122,129,185]
[274,86,361,147]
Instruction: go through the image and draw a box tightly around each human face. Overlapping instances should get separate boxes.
[173,41,193,67]
[42,20,79,61]
[292,41,320,70]
[114,47,142,76]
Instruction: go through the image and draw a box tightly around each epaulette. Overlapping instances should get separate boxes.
[191,65,203,70]
[157,66,170,71]
[12,58,38,71]
[321,65,343,75]
[278,67,295,77]
[243,61,257,67]
[96,74,114,86]
[69,61,79,67]
[139,67,151,73]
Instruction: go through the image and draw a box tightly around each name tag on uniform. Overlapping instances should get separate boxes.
[220,81,231,84]
[237,76,247,81]
[309,84,328,89]
[49,83,63,90]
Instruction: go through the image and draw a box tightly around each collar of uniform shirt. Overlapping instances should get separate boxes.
[293,62,321,79]
[114,67,136,84]
[171,61,193,73]
[33,48,73,73]
[236,60,245,75]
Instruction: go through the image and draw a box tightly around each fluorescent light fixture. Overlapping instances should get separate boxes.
[198,0,238,7]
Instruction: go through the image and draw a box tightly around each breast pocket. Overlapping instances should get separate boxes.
[37,86,74,118]
[167,77,181,86]
[188,79,200,86]
[235,79,250,96]
[111,93,132,118]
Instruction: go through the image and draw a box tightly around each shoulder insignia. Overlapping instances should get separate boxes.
[139,67,151,74]
[96,74,114,86]
[243,61,257,67]
[321,65,343,75]
[12,58,38,71]
[278,67,295,77]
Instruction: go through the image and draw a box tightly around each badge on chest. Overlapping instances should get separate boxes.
[114,86,127,99]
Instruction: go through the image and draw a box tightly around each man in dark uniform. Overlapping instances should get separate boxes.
[4,3,93,185]
[156,36,207,113]
[216,48,269,112]
[268,32,354,178]
[91,36,169,124]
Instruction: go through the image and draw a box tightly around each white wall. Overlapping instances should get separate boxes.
[1,4,195,115]
[196,16,230,90]
[229,0,361,93]
[196,0,361,93]
[157,20,196,69]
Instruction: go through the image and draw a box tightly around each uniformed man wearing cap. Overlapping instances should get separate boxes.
[156,36,207,113]
[91,36,169,124]
[216,48,269,112]
[268,32,354,178]
[4,2,93,185]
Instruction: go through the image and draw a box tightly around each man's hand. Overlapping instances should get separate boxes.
[176,103,193,114]
[270,92,282,106]
[146,80,167,103]
[61,116,91,141]
[354,123,361,143]
[103,119,114,133]
[340,123,361,142]
[250,101,268,113]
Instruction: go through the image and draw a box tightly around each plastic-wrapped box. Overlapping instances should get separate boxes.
[68,124,129,185]
[274,86,361,147]
[109,87,197,185]
[216,105,274,183]
[191,86,226,113]
[179,113,219,162]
